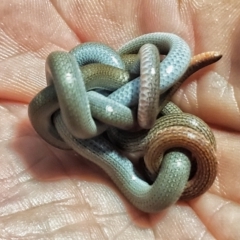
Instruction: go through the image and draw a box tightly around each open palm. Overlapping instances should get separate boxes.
[0,0,239,239]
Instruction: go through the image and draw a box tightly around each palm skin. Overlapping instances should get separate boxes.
[0,0,239,239]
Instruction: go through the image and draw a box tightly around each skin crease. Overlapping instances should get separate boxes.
[0,0,240,239]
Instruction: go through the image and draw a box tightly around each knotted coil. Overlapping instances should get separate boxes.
[28,33,219,213]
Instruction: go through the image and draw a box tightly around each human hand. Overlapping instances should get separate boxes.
[0,0,239,239]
